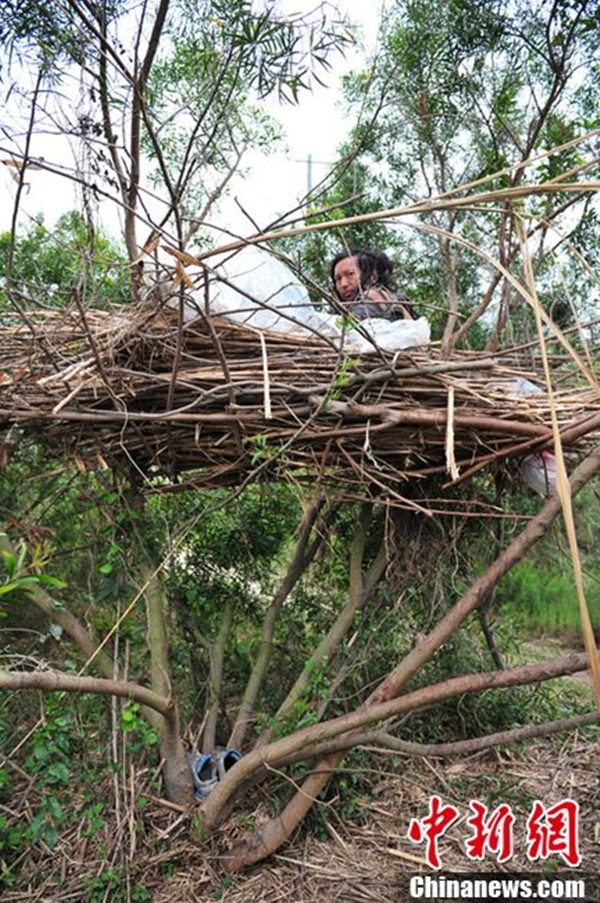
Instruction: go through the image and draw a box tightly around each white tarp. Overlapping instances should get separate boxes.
[507,377,557,497]
[177,245,431,354]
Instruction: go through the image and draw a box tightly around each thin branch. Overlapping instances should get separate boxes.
[276,711,600,764]
[256,506,388,748]
[203,597,234,754]
[228,495,335,750]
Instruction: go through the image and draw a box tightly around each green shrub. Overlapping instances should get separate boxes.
[497,559,600,637]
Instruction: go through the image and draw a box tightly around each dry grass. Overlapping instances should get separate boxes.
[2,731,598,902]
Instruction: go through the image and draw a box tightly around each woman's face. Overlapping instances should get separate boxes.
[333,255,362,302]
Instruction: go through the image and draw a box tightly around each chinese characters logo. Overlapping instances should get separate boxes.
[407,795,580,870]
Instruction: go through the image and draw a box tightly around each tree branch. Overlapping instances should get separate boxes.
[203,445,600,868]
[370,445,600,705]
[0,669,172,715]
[202,650,590,865]
[256,505,388,747]
[204,597,234,753]
[276,712,600,765]
[229,495,334,750]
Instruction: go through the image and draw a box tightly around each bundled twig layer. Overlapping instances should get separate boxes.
[1,306,599,501]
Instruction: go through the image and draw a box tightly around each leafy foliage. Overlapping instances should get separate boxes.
[295,0,600,348]
[1,0,599,886]
[0,212,130,310]
[497,485,600,637]
[1,0,354,256]
[0,0,81,72]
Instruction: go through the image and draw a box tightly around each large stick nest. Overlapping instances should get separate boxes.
[1,304,599,505]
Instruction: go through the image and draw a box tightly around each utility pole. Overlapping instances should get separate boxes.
[295,153,332,197]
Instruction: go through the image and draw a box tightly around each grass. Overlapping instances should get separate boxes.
[497,558,600,641]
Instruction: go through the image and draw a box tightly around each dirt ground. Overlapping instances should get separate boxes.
[145,735,600,903]
[156,733,600,902]
[3,677,599,903]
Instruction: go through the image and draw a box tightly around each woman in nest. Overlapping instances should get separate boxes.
[331,249,418,322]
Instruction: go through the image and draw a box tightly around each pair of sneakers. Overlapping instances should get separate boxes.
[189,746,243,800]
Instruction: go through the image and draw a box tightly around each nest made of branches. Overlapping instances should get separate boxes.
[1,304,599,504]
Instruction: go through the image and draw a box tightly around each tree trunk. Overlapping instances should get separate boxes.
[138,559,195,803]
[215,445,600,870]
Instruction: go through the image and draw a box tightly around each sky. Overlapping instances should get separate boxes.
[221,0,382,233]
[0,0,383,244]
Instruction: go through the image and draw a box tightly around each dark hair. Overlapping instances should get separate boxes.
[331,248,418,319]
[330,249,396,299]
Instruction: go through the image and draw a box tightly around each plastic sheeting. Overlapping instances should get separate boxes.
[520,450,557,497]
[177,245,431,354]
[509,377,557,497]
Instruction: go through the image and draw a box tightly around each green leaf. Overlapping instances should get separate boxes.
[0,575,46,596]
[1,550,16,579]
[46,763,69,785]
[43,826,59,848]
[35,574,67,589]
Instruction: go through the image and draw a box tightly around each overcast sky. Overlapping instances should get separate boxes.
[0,1,383,242]
[221,0,382,234]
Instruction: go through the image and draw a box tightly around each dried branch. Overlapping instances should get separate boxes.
[2,309,598,502]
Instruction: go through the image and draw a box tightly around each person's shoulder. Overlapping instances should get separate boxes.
[364,286,393,304]
[367,285,419,320]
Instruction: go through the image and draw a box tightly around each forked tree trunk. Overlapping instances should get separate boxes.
[210,445,600,870]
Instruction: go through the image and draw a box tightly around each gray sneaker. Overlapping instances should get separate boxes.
[189,752,218,800]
